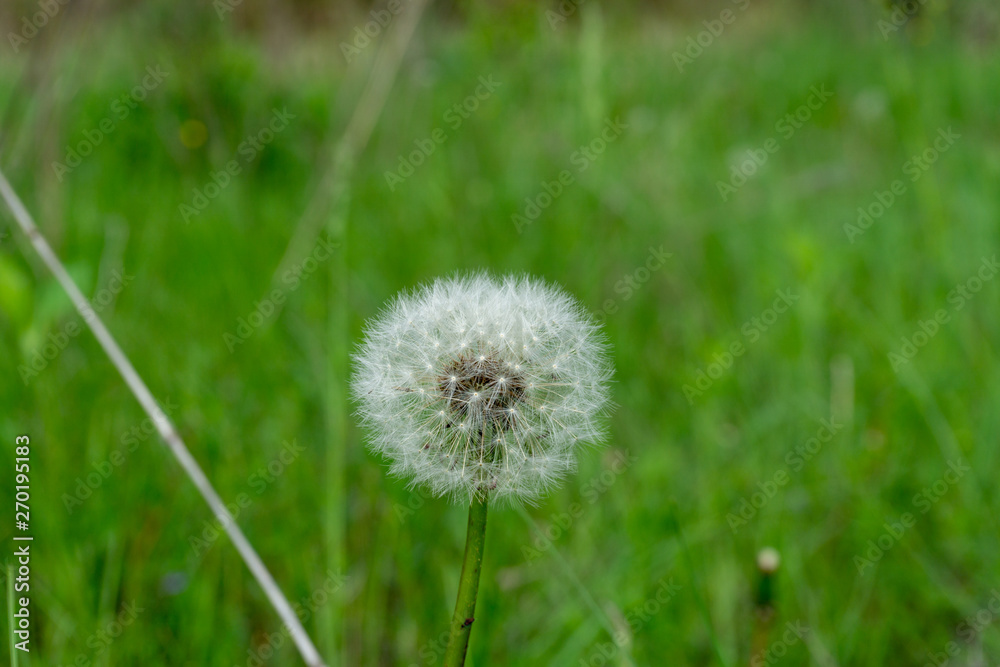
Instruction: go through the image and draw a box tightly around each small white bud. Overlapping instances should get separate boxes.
[757,547,781,574]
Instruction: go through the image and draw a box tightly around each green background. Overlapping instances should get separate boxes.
[1,1,999,665]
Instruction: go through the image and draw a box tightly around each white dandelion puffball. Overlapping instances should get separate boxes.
[352,273,613,506]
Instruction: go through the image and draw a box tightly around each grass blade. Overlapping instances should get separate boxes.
[0,169,327,667]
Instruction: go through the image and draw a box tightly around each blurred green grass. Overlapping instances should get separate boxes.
[1,2,1000,665]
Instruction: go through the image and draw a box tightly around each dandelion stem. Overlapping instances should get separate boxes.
[444,496,489,667]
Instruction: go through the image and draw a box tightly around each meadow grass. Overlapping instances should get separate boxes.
[1,3,999,665]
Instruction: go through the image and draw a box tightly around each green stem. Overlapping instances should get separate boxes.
[443,496,489,667]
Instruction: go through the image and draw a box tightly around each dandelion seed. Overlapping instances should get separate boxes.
[352,273,613,506]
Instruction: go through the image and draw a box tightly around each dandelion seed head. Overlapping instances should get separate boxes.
[351,273,613,506]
